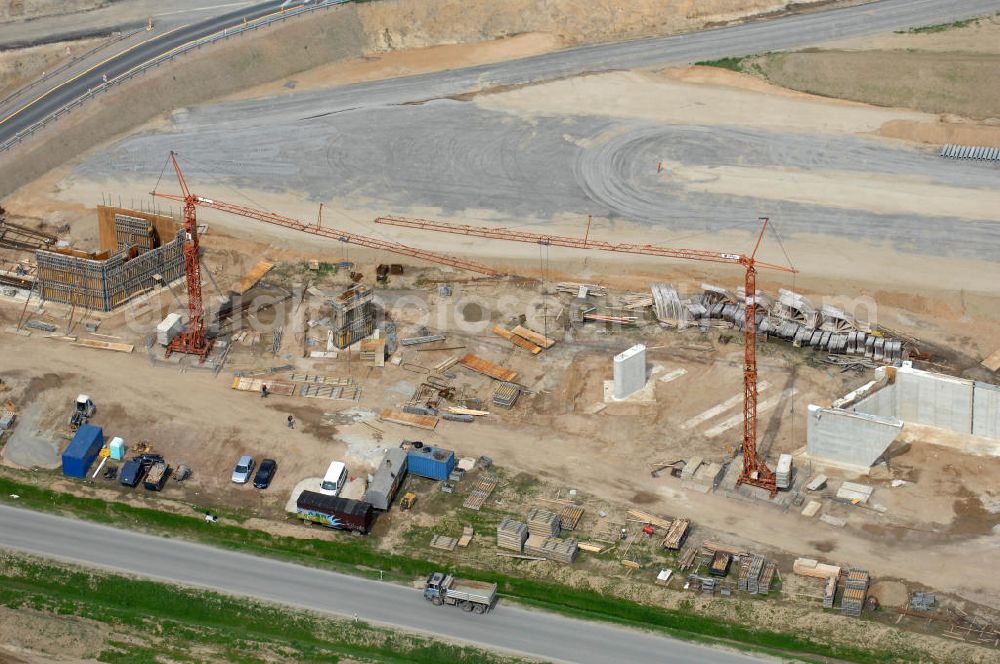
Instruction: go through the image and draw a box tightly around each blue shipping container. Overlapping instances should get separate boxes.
[406,445,455,481]
[62,424,104,478]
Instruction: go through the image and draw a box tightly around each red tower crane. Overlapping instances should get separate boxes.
[151,153,499,361]
[162,152,213,360]
[373,214,797,495]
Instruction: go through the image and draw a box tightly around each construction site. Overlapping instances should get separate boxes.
[1,1,1000,663]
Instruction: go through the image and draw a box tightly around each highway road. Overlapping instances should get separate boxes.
[0,504,766,664]
[0,0,314,146]
[5,0,1000,153]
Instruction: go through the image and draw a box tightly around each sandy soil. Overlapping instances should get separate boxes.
[743,16,1000,122]
[0,0,100,23]
[357,0,857,49]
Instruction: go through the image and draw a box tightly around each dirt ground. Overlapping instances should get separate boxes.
[0,38,102,99]
[745,15,1000,121]
[1,4,999,660]
[356,0,865,50]
[2,216,1000,604]
[0,0,100,23]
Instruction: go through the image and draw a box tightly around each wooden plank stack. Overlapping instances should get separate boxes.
[793,558,842,580]
[430,535,458,551]
[527,508,561,537]
[493,326,542,354]
[661,518,691,550]
[524,535,578,564]
[511,325,555,349]
[379,408,438,430]
[842,568,870,617]
[757,561,777,595]
[496,518,528,552]
[460,354,518,382]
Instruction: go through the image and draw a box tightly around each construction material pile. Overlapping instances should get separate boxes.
[526,508,562,537]
[524,534,578,563]
[842,568,870,617]
[496,517,528,552]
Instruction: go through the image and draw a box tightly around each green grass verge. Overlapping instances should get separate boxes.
[0,552,525,664]
[898,18,977,34]
[0,473,904,663]
[694,56,745,72]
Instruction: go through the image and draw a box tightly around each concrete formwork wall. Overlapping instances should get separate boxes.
[851,383,896,418]
[973,382,1000,439]
[806,405,903,468]
[896,369,974,432]
[37,228,184,312]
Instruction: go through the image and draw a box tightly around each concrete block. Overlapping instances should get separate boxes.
[613,344,646,400]
[806,404,902,468]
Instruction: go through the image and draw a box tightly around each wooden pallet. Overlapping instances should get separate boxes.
[300,383,361,400]
[430,535,458,551]
[462,473,498,510]
[559,505,585,531]
[460,354,518,382]
[379,408,438,430]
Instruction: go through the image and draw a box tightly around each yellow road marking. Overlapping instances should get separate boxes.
[0,24,190,129]
[109,8,293,83]
[1,6,305,132]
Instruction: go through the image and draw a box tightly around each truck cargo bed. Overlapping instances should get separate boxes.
[448,578,497,605]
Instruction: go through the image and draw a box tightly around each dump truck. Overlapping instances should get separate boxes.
[423,572,496,614]
[143,461,171,491]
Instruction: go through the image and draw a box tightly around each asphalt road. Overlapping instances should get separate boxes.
[0,504,765,664]
[0,0,302,145]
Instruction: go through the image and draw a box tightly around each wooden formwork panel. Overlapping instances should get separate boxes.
[460,354,518,382]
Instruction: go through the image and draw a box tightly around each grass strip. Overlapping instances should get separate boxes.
[0,551,526,664]
[694,56,745,72]
[0,473,903,663]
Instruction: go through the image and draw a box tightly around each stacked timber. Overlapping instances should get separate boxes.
[661,518,691,550]
[757,561,777,595]
[524,535,578,564]
[823,576,837,608]
[526,508,561,537]
[842,568,870,617]
[496,518,528,552]
[793,558,842,580]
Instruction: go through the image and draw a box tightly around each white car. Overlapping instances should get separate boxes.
[231,455,255,484]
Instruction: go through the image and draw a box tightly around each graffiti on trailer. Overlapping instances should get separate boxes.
[297,508,344,529]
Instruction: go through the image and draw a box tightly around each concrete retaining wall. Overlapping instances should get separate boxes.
[973,382,1000,439]
[896,368,974,432]
[808,362,1000,469]
[806,405,903,468]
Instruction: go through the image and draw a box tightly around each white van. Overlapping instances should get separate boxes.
[319,461,348,496]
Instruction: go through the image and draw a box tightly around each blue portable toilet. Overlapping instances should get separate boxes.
[406,444,455,481]
[109,437,126,461]
[62,424,104,478]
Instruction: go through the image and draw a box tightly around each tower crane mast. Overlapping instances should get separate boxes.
[374,215,796,495]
